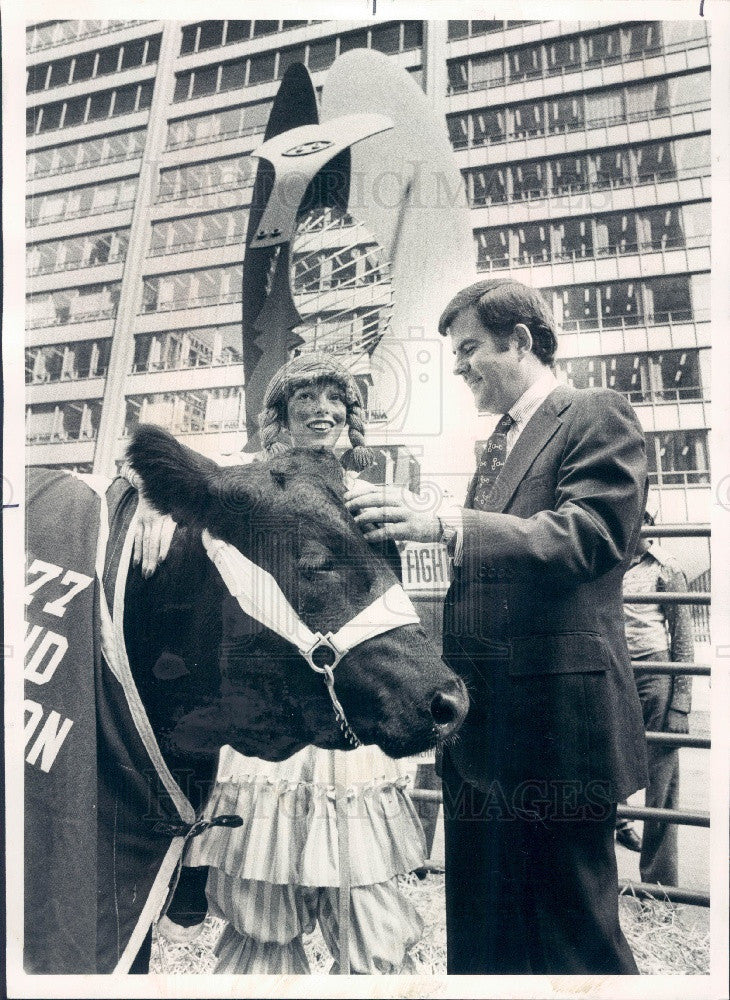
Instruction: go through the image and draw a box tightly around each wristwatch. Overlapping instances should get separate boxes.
[437,515,458,554]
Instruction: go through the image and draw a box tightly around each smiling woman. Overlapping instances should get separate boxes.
[173,352,428,974]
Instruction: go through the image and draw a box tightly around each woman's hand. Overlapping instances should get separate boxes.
[133,492,177,578]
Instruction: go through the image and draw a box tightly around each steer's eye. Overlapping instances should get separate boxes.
[298,541,335,577]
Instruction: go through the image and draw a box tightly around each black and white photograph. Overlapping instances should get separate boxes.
[3,2,729,997]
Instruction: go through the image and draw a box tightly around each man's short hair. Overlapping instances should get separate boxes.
[438,278,558,366]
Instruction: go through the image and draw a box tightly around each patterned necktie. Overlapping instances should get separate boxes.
[471,413,516,510]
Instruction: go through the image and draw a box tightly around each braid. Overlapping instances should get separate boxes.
[258,407,287,455]
[341,400,374,471]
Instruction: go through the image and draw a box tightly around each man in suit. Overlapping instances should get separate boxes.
[345,277,649,974]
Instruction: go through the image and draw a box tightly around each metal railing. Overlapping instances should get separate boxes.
[409,523,711,907]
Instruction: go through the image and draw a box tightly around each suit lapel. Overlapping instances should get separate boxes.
[480,385,575,513]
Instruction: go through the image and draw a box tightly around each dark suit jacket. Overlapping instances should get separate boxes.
[443,384,649,805]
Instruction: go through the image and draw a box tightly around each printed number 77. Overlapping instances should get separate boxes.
[24,559,93,618]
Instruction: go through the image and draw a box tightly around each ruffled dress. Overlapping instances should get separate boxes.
[186,743,426,888]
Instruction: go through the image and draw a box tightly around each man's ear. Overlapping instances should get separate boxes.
[512,322,533,358]
[126,424,219,524]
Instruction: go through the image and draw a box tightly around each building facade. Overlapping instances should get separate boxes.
[25,17,710,571]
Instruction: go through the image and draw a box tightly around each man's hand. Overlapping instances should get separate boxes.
[133,493,177,579]
[343,483,441,543]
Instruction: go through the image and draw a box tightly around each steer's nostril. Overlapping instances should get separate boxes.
[430,682,469,737]
[431,691,458,728]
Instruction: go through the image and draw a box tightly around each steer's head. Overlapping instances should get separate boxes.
[126,425,468,762]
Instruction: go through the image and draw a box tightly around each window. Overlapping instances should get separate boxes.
[132,324,242,372]
[594,210,639,256]
[340,29,368,53]
[157,154,254,202]
[278,45,306,78]
[625,79,669,119]
[466,167,508,206]
[120,37,145,71]
[371,22,401,54]
[600,281,642,327]
[623,22,661,57]
[511,161,546,200]
[511,101,543,139]
[473,108,506,145]
[669,70,710,109]
[645,275,693,323]
[191,64,218,98]
[447,113,469,149]
[180,24,198,54]
[225,21,252,44]
[48,57,72,87]
[252,20,279,37]
[448,21,469,40]
[220,59,246,92]
[198,21,224,51]
[585,88,625,126]
[38,103,63,133]
[447,60,469,93]
[680,202,711,244]
[558,285,600,331]
[652,350,702,400]
[88,90,113,122]
[26,282,121,328]
[141,265,243,312]
[471,53,503,88]
[123,387,245,436]
[673,134,711,174]
[589,149,631,189]
[547,95,583,134]
[97,44,120,75]
[72,50,96,83]
[113,84,137,117]
[174,74,191,102]
[554,217,593,259]
[646,430,709,485]
[308,38,336,72]
[508,44,542,82]
[403,22,422,49]
[63,96,87,129]
[660,21,708,47]
[248,51,276,85]
[475,229,510,268]
[585,28,622,66]
[27,63,49,92]
[545,36,582,74]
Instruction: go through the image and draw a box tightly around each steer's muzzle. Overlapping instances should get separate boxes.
[430,678,469,739]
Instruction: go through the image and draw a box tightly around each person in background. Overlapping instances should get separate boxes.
[130,353,427,974]
[615,512,694,886]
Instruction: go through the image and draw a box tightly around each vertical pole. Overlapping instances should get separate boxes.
[92,23,181,475]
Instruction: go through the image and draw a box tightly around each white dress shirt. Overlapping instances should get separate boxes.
[441,369,559,565]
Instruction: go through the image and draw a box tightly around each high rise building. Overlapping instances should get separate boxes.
[25,17,710,576]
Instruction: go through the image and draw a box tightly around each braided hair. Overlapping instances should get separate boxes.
[258,353,374,471]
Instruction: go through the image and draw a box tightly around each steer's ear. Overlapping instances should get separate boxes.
[126,424,219,524]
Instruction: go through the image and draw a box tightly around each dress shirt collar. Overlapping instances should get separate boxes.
[508,368,559,432]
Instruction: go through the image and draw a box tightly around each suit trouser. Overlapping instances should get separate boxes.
[442,750,639,975]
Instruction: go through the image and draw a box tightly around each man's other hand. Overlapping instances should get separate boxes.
[344,483,441,543]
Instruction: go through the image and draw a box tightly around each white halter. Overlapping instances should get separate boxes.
[201,529,420,747]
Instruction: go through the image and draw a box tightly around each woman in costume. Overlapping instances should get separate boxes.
[132,353,426,974]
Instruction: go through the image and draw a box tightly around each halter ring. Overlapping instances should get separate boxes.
[301,632,348,674]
